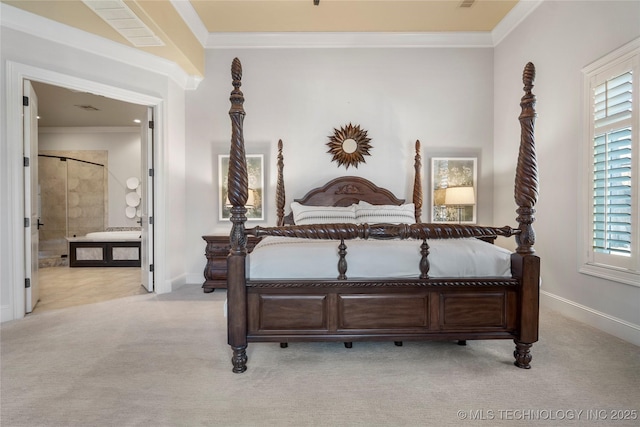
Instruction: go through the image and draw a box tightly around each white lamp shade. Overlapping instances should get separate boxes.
[246,189,256,208]
[225,189,256,208]
[444,186,475,205]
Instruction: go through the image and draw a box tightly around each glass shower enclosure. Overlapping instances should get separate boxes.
[38,151,107,267]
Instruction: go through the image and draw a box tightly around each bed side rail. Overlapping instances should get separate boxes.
[246,222,518,241]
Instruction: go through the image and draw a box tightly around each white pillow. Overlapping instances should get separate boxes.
[290,202,357,225]
[355,201,416,224]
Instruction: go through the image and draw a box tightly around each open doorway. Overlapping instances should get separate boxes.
[26,81,154,314]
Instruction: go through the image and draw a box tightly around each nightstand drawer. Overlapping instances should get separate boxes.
[202,235,259,292]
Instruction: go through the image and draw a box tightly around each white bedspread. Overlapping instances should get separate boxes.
[248,236,512,279]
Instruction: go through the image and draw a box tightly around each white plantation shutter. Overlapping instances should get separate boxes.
[592,71,632,257]
[582,40,639,286]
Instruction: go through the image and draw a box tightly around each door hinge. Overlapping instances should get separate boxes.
[25,278,31,288]
[24,218,30,227]
[149,168,154,177]
[23,157,29,167]
[149,216,153,225]
[23,96,29,107]
[149,120,154,129]
[150,264,154,272]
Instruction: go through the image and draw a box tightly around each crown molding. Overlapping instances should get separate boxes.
[206,31,496,49]
[170,0,208,47]
[0,3,202,90]
[492,0,544,46]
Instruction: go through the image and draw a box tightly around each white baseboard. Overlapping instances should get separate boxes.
[169,273,188,293]
[1,305,15,323]
[541,290,640,347]
[185,273,204,285]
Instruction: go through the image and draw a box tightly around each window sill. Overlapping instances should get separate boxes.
[580,263,640,288]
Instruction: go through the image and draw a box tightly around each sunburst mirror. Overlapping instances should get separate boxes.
[326,123,372,169]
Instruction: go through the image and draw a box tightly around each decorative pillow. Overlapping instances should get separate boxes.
[290,202,357,225]
[355,201,416,224]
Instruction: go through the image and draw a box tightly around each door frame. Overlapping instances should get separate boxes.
[5,61,165,320]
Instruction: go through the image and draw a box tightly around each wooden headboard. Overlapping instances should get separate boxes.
[278,140,423,225]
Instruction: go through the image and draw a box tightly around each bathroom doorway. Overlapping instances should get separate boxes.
[27,80,153,313]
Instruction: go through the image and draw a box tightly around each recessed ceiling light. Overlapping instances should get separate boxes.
[82,0,164,47]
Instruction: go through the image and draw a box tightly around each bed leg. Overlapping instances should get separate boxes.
[280,343,288,348]
[231,345,248,373]
[513,340,532,369]
[344,342,352,348]
[457,340,467,346]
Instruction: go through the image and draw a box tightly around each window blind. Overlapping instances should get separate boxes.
[592,71,633,257]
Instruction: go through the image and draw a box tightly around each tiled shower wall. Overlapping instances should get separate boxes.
[39,150,108,262]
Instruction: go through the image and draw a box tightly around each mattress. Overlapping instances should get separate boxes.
[248,236,512,279]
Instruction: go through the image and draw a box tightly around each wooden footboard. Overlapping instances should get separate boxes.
[246,279,519,342]
[225,59,540,373]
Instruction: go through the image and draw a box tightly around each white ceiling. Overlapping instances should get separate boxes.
[31,81,148,128]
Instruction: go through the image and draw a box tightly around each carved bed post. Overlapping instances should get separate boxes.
[513,62,540,369]
[227,58,249,373]
[413,140,423,222]
[276,139,286,227]
[515,62,539,256]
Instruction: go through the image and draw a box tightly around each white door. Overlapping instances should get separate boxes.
[24,80,40,312]
[140,107,154,292]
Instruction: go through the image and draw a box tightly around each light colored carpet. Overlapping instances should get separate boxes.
[1,284,639,426]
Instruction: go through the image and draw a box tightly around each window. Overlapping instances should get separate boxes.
[581,39,640,286]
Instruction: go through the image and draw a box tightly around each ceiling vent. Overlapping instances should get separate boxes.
[82,0,164,47]
[459,0,475,7]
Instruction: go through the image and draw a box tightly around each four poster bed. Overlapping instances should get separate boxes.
[225,58,540,374]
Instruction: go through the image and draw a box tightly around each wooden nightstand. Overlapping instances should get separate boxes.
[202,235,260,293]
